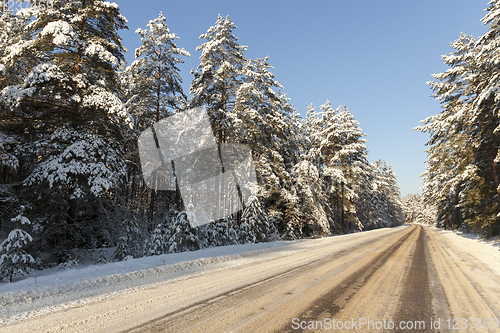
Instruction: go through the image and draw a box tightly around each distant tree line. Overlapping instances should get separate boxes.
[400,194,436,225]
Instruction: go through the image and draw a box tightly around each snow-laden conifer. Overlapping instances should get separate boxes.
[414,19,500,234]
[368,160,403,227]
[167,211,200,253]
[144,211,176,255]
[145,224,165,256]
[415,33,476,231]
[126,12,190,129]
[239,195,273,243]
[0,9,32,90]
[190,14,247,143]
[290,159,329,235]
[114,218,142,261]
[0,0,131,249]
[0,206,36,282]
[203,217,239,247]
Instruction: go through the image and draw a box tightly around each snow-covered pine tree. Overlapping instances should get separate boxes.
[233,56,297,233]
[415,32,477,231]
[0,8,33,91]
[114,235,129,261]
[369,159,403,227]
[298,104,331,234]
[354,159,402,230]
[225,217,240,244]
[238,220,255,243]
[0,9,32,201]
[188,15,250,232]
[203,216,238,247]
[290,159,329,235]
[127,11,190,129]
[190,14,247,143]
[239,195,273,243]
[415,0,500,236]
[0,1,131,250]
[96,244,107,264]
[233,56,289,150]
[167,211,200,253]
[460,1,500,236]
[311,101,341,232]
[316,103,368,232]
[145,223,164,256]
[353,161,380,230]
[265,211,280,242]
[286,106,307,158]
[401,193,420,223]
[306,103,321,129]
[144,209,177,255]
[114,217,142,261]
[0,206,35,282]
[280,187,303,240]
[275,105,307,238]
[200,220,217,247]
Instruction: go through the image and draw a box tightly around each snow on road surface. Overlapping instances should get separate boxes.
[0,224,498,332]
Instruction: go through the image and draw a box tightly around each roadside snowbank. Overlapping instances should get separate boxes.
[0,241,301,306]
[435,227,500,277]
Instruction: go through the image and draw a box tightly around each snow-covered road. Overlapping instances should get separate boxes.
[1,224,499,332]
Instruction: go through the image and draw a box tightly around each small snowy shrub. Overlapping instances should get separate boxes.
[0,207,36,282]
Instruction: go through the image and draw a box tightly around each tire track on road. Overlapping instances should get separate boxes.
[392,225,433,333]
[277,225,418,332]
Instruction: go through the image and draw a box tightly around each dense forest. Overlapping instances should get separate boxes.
[416,0,500,237]
[0,1,404,281]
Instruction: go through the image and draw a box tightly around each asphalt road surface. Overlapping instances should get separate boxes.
[3,224,499,332]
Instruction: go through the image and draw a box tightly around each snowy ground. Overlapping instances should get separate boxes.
[434,226,500,276]
[0,225,498,329]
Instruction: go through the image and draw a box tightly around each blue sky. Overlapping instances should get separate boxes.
[117,0,490,196]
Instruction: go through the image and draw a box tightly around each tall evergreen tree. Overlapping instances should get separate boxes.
[0,0,131,250]
[190,14,247,143]
[126,11,190,128]
[370,159,403,227]
[290,159,329,235]
[415,33,476,231]
[233,56,296,228]
[464,0,500,235]
[306,102,369,232]
[123,12,190,228]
